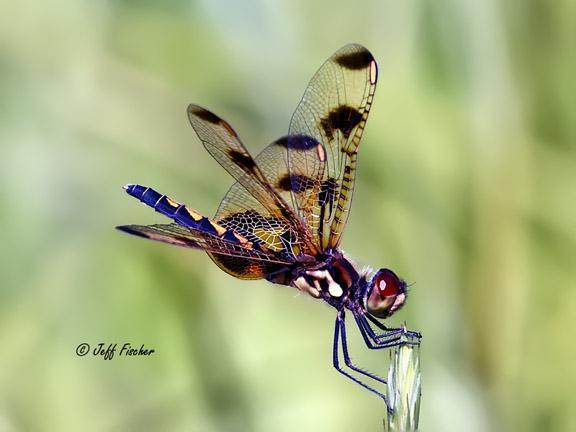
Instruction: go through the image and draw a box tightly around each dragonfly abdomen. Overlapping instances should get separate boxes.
[123,184,237,241]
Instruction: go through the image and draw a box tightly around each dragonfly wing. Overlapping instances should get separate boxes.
[288,44,378,250]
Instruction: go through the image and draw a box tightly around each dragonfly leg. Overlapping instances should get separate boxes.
[354,313,420,349]
[365,313,422,340]
[338,314,387,384]
[332,311,390,404]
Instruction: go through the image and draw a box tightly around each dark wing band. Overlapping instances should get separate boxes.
[187,104,317,257]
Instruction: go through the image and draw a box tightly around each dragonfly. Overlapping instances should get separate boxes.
[117,44,421,404]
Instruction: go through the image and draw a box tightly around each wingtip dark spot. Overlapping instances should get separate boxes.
[116,225,148,239]
[189,106,222,124]
[334,47,374,70]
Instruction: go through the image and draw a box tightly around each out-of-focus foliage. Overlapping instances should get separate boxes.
[1,0,574,431]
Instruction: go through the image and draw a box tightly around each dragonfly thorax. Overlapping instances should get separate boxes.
[288,252,362,305]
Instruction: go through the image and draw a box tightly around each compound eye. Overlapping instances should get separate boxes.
[367,269,407,318]
[376,269,401,298]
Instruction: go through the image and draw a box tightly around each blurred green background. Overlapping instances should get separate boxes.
[1,0,574,431]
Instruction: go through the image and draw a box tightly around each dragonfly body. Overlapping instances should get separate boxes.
[124,183,403,316]
[118,44,421,406]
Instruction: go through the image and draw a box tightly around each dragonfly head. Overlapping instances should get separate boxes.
[365,268,407,318]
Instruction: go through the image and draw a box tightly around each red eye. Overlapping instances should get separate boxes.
[367,269,407,318]
[376,269,401,297]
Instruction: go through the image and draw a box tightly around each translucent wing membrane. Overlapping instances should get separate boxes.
[188,44,377,260]
[187,105,298,225]
[117,223,291,279]
[214,135,325,258]
[278,134,327,249]
[119,44,377,279]
[288,44,378,250]
[186,105,319,274]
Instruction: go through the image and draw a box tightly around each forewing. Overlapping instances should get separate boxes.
[288,44,378,250]
[187,104,317,257]
[187,105,295,223]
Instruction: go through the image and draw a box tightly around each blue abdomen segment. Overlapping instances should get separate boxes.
[123,184,218,235]
[123,184,282,258]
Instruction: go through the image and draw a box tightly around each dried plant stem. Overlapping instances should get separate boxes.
[384,327,421,431]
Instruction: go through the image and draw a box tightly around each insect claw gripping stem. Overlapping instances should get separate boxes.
[354,314,404,349]
[332,309,421,405]
[355,313,421,348]
[365,313,422,340]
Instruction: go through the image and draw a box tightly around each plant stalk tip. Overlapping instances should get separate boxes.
[384,328,421,431]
